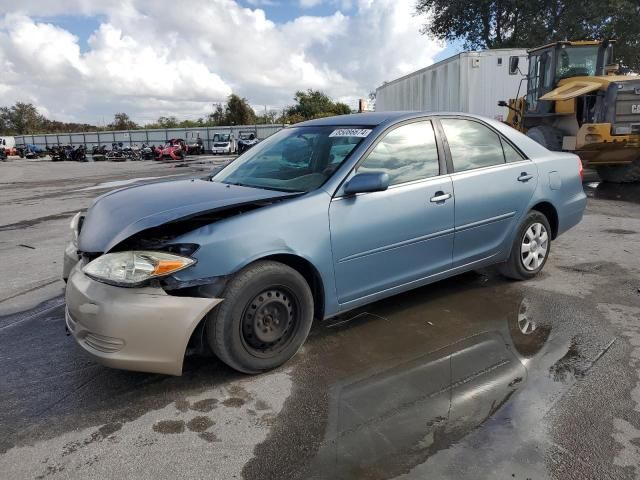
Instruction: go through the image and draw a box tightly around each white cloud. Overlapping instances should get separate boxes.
[0,0,444,124]
[299,0,323,8]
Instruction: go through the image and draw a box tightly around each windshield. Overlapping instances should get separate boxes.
[212,126,371,192]
[213,134,231,142]
[556,46,600,80]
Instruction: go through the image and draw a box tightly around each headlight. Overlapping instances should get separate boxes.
[83,251,195,287]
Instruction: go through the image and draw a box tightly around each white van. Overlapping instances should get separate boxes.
[0,136,16,150]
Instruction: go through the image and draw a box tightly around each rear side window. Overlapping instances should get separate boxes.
[441,119,505,172]
[502,139,525,162]
[357,121,439,185]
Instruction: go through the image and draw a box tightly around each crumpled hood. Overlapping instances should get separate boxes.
[78,178,297,253]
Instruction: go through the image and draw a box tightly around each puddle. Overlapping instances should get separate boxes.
[243,275,616,480]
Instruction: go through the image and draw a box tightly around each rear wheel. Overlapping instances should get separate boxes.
[206,261,314,374]
[500,210,551,280]
[596,157,640,183]
[526,126,563,151]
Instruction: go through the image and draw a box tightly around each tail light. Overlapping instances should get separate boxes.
[578,157,584,181]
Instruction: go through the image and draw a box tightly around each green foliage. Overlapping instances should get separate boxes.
[415,0,640,70]
[284,90,353,123]
[225,94,256,125]
[109,112,139,130]
[0,102,97,135]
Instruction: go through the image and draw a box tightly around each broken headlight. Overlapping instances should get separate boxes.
[83,251,196,287]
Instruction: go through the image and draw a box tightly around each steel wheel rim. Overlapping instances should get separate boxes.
[240,287,300,358]
[517,299,536,335]
[521,222,548,271]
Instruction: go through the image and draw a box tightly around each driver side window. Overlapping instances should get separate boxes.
[357,121,440,186]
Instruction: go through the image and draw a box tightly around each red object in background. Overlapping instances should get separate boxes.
[578,157,584,181]
[154,138,187,161]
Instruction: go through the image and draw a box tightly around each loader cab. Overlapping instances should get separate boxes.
[524,41,614,116]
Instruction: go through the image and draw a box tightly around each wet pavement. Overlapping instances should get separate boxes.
[1,162,640,479]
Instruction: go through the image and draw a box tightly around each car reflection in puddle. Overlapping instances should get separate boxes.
[244,273,610,480]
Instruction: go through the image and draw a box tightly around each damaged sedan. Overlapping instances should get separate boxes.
[63,112,586,375]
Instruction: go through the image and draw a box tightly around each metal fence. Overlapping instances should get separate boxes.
[14,124,285,151]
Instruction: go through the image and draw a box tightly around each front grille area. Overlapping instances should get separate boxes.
[613,80,640,134]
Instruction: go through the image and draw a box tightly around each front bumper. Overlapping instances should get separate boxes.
[65,266,222,375]
[212,147,232,154]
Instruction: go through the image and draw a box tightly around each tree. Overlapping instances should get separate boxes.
[109,112,139,130]
[5,103,45,134]
[284,90,353,123]
[225,94,256,125]
[415,0,640,70]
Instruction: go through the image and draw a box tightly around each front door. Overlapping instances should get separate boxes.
[438,118,538,267]
[329,120,454,307]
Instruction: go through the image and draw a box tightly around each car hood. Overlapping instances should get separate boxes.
[78,178,298,253]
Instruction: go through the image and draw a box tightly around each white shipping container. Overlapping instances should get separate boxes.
[375,49,529,122]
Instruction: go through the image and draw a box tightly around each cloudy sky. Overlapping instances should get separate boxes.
[0,0,452,125]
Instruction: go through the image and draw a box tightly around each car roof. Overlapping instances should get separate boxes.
[297,111,420,127]
[297,111,553,160]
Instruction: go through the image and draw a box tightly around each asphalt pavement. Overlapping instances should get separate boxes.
[0,158,639,479]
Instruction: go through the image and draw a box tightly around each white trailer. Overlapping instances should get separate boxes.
[375,49,529,122]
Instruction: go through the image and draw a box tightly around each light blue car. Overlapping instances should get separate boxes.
[63,112,586,375]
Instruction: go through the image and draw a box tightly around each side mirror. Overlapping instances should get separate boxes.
[509,56,519,74]
[343,172,390,196]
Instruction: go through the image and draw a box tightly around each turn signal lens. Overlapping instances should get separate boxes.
[83,251,195,287]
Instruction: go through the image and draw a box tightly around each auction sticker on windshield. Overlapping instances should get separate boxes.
[329,128,372,138]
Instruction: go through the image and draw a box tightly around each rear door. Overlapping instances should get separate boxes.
[437,117,537,267]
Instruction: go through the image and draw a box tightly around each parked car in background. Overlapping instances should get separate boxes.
[237,131,260,154]
[211,133,234,155]
[63,112,586,376]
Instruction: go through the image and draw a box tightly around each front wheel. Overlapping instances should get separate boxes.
[500,210,551,280]
[206,261,314,374]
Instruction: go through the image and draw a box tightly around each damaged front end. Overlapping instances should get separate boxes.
[63,177,299,375]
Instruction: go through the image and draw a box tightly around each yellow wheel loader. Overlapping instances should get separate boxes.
[501,40,640,182]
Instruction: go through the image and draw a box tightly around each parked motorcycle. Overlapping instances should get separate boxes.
[140,143,155,160]
[92,144,109,161]
[49,145,86,162]
[21,144,46,159]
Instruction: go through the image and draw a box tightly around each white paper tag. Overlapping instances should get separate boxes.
[329,128,372,138]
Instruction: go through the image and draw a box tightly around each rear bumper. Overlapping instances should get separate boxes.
[558,191,587,236]
[65,266,222,375]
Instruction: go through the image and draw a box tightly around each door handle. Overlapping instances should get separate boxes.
[518,172,534,182]
[430,191,451,203]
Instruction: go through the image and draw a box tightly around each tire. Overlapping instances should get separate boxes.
[499,210,551,280]
[508,299,551,358]
[206,260,314,374]
[526,126,563,151]
[596,158,640,183]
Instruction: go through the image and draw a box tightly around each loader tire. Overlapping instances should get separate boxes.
[596,158,640,183]
[526,126,563,151]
